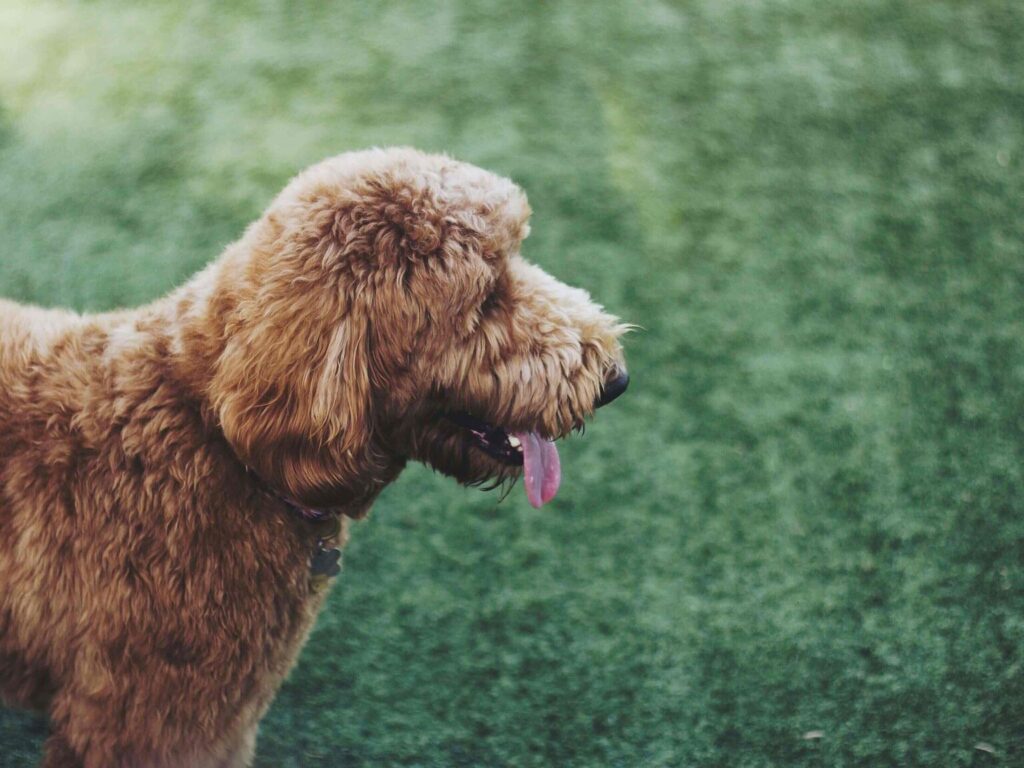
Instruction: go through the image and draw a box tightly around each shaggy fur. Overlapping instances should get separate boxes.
[0,148,627,767]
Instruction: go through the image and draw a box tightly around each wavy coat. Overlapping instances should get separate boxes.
[0,148,626,767]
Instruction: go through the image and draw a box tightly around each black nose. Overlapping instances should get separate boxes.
[595,368,630,408]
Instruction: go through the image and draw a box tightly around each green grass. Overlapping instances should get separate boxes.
[2,1,1023,765]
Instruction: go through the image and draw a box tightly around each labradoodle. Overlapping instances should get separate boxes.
[0,148,629,767]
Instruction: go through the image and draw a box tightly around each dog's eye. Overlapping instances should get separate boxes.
[479,291,502,317]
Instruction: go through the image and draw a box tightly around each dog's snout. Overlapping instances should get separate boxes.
[595,368,629,408]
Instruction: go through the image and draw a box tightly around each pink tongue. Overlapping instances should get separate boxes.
[514,431,561,509]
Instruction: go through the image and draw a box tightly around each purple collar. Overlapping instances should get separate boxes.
[246,469,344,583]
[278,495,338,523]
[246,467,340,522]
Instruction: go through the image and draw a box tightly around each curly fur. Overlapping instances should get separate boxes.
[0,148,627,767]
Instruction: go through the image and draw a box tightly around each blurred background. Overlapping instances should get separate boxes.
[1,1,1022,765]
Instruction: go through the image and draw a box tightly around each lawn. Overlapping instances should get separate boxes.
[1,1,1022,765]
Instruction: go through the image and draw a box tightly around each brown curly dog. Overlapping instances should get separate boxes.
[0,148,629,767]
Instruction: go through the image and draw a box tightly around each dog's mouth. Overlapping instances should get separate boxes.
[443,412,524,465]
[442,411,561,509]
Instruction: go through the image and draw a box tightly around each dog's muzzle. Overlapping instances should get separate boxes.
[595,367,630,408]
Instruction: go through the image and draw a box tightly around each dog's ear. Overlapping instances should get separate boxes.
[210,279,376,507]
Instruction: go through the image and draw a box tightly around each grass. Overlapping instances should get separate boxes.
[1,1,1023,765]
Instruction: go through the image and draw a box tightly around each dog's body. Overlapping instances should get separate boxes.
[0,297,335,766]
[0,148,626,767]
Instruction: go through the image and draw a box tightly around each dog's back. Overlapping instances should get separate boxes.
[0,299,86,461]
[0,299,82,387]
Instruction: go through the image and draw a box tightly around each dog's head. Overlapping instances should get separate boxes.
[206,148,628,512]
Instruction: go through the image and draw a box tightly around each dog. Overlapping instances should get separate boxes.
[0,148,629,767]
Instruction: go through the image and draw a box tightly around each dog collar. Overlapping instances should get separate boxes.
[244,466,341,521]
[277,495,338,523]
[246,469,344,586]
[275,494,343,584]
[276,496,344,585]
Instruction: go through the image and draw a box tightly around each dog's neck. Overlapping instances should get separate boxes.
[245,466,348,522]
[157,251,243,397]
[125,244,393,519]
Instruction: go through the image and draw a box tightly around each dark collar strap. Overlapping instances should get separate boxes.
[245,467,340,522]
[278,495,338,522]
